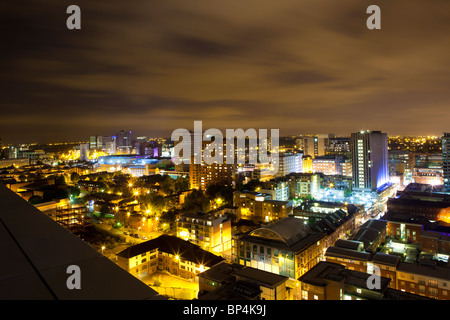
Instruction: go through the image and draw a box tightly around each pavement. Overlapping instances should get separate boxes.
[140,272,199,291]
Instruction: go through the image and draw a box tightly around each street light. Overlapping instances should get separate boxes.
[101,246,105,254]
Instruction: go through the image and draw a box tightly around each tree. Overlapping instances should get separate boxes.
[70,172,80,184]
[99,204,110,219]
[43,188,69,202]
[307,216,317,225]
[54,174,66,185]
[174,176,190,193]
[160,176,175,195]
[239,179,263,192]
[140,193,167,214]
[28,195,44,205]
[205,183,233,205]
[183,189,210,213]
[67,186,80,198]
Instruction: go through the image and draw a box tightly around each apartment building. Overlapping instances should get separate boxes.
[176,211,232,254]
[234,217,326,280]
[233,190,293,222]
[324,239,450,299]
[298,261,431,300]
[116,235,224,281]
[198,261,289,300]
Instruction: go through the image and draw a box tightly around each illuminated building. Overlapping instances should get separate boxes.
[351,130,389,192]
[303,134,332,158]
[382,211,450,259]
[274,152,302,178]
[234,217,326,280]
[342,160,352,178]
[326,137,351,155]
[176,212,232,254]
[298,261,430,300]
[116,235,224,281]
[443,133,450,192]
[412,167,443,185]
[116,130,132,154]
[7,146,18,159]
[349,219,387,253]
[198,261,289,300]
[189,137,235,190]
[79,143,89,161]
[233,190,293,222]
[0,158,29,169]
[387,191,450,222]
[96,155,168,174]
[388,150,414,185]
[324,239,450,300]
[89,135,98,150]
[123,164,152,177]
[312,156,344,175]
[302,155,313,173]
[288,172,323,199]
[260,178,290,201]
[190,161,234,190]
[309,208,360,249]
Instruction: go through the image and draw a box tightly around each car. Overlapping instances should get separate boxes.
[141,236,148,240]
[133,234,140,238]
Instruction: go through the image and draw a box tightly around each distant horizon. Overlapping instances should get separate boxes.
[2,1,450,147]
[0,128,446,146]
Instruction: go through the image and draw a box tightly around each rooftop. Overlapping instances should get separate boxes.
[117,234,225,267]
[299,261,391,293]
[0,183,164,300]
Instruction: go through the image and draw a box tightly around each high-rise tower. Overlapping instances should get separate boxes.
[351,130,389,191]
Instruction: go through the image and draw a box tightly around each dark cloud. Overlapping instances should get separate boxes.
[162,34,244,57]
[270,70,335,86]
[1,0,450,144]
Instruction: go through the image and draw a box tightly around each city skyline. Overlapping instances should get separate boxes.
[1,0,450,144]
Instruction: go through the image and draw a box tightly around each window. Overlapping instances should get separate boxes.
[302,290,308,300]
[428,279,438,287]
[429,287,438,297]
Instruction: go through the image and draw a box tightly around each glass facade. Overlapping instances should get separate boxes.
[237,240,295,279]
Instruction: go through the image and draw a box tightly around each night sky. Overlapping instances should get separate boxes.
[1,0,450,144]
